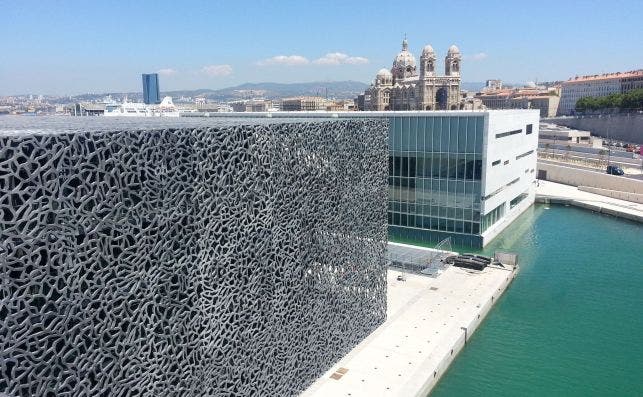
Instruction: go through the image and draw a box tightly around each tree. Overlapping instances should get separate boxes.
[575,97,590,112]
[622,88,643,110]
[575,89,643,112]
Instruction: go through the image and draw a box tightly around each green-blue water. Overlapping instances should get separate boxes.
[429,204,643,396]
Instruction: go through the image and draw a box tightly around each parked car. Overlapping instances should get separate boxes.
[606,165,625,176]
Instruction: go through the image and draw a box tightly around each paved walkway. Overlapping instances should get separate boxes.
[302,264,517,397]
[536,180,643,222]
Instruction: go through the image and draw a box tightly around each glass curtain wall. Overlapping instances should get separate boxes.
[480,202,505,232]
[388,115,484,246]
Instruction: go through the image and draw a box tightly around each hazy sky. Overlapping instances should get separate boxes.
[2,0,642,95]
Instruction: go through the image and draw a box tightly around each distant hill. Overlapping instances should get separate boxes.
[64,81,369,103]
[66,80,490,103]
[164,81,370,101]
[461,82,485,92]
[207,81,490,99]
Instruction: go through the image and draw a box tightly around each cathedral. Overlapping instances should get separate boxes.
[365,38,462,111]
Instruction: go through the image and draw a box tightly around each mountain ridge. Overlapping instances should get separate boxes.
[168,81,370,100]
[69,80,487,102]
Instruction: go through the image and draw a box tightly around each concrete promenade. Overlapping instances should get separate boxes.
[536,180,643,223]
[302,263,518,397]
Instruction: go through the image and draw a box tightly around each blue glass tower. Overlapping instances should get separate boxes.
[142,73,160,104]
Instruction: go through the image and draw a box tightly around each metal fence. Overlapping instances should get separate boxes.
[388,238,453,278]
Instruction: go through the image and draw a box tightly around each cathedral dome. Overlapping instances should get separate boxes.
[392,39,417,72]
[447,45,460,55]
[421,45,435,57]
[377,68,392,78]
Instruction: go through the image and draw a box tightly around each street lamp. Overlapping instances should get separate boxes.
[606,123,611,167]
[552,136,556,159]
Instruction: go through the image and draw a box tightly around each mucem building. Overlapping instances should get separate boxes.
[0,116,388,396]
[210,110,539,248]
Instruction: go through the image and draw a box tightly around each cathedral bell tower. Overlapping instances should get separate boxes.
[420,45,436,79]
[445,45,461,77]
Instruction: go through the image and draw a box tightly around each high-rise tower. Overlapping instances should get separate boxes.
[142,73,161,104]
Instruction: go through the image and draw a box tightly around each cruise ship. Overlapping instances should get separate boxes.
[105,96,180,117]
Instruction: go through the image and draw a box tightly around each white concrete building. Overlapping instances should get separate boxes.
[479,110,539,245]
[360,110,539,247]
[539,123,591,144]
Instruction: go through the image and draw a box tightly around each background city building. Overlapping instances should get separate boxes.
[539,123,593,145]
[460,91,485,111]
[558,69,643,115]
[230,99,273,112]
[196,101,233,112]
[476,85,560,118]
[281,96,328,111]
[485,79,503,91]
[325,99,357,111]
[142,73,161,105]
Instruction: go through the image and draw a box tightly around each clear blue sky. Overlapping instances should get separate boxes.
[2,0,642,95]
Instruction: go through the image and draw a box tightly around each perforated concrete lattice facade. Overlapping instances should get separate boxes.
[0,117,389,397]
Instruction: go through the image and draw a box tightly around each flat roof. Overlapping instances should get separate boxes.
[539,129,591,137]
[540,123,591,135]
[0,115,347,136]
[564,69,643,84]
[0,110,539,136]
[190,109,539,119]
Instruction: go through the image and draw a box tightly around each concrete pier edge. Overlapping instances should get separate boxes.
[535,195,643,223]
[303,263,520,397]
[414,264,520,396]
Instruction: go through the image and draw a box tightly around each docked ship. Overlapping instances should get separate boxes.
[104,96,180,117]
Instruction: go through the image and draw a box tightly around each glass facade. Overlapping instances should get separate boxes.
[388,115,485,247]
[142,73,160,104]
[510,191,529,209]
[480,202,505,232]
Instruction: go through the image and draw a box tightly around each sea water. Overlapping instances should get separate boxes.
[429,204,643,396]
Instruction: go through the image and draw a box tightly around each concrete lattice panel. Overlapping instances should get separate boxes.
[0,117,388,396]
